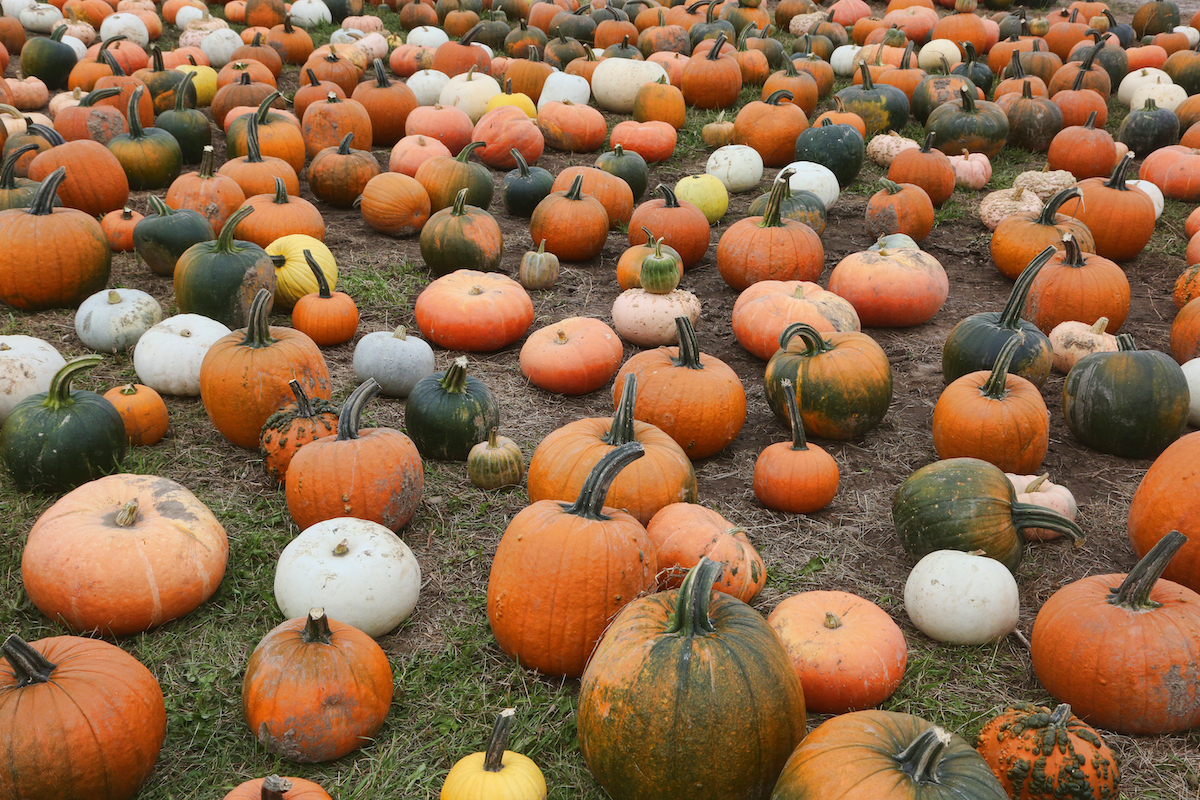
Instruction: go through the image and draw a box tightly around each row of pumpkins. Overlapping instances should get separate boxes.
[3,0,1200,798]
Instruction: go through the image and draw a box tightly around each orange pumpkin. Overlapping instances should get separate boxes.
[628,183,711,268]
[102,383,167,445]
[259,378,339,483]
[717,172,825,290]
[414,269,534,352]
[609,119,677,163]
[731,280,861,361]
[530,172,611,261]
[645,502,765,601]
[752,379,840,513]
[519,316,624,395]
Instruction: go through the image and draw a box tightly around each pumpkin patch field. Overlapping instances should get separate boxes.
[4,0,1200,795]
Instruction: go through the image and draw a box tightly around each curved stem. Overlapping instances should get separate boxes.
[1,635,57,687]
[254,90,283,124]
[300,608,333,644]
[602,373,638,446]
[562,440,645,520]
[483,708,515,772]
[287,378,316,418]
[245,111,265,163]
[664,557,722,636]
[1106,152,1135,191]
[1,144,39,190]
[173,68,195,113]
[260,776,293,800]
[782,379,809,451]
[669,317,704,370]
[895,727,952,785]
[999,246,1057,329]
[44,355,103,411]
[565,172,585,201]
[215,205,254,252]
[510,147,530,177]
[1011,503,1085,545]
[127,85,146,139]
[980,332,1022,400]
[779,322,833,356]
[1108,531,1187,609]
[238,289,276,348]
[303,249,332,299]
[655,182,681,208]
[337,378,381,441]
[1037,186,1082,225]
[758,171,789,228]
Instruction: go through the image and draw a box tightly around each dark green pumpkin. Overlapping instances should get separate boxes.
[152,70,211,164]
[19,26,77,90]
[951,41,994,93]
[688,1,735,48]
[1004,80,1063,152]
[1070,31,1129,89]
[1131,0,1180,38]
[0,144,44,211]
[475,11,514,50]
[1117,97,1179,158]
[792,115,864,188]
[911,70,977,126]
[135,45,198,115]
[419,187,504,276]
[744,25,785,69]
[748,178,827,235]
[595,143,649,201]
[500,148,554,217]
[132,195,216,277]
[577,557,807,800]
[551,7,596,43]
[324,0,364,22]
[835,62,909,136]
[545,32,588,68]
[926,85,1009,159]
[942,246,1054,387]
[1063,333,1190,459]
[1162,38,1200,95]
[172,204,277,328]
[603,34,643,59]
[1,355,126,491]
[404,355,500,461]
[107,85,183,191]
[892,457,1084,571]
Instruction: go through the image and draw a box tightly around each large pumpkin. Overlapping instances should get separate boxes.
[1128,431,1200,593]
[828,244,948,327]
[577,558,807,800]
[413,269,534,352]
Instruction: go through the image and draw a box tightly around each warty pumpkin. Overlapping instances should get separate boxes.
[260,378,339,482]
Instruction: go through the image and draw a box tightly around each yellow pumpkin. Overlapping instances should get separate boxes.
[484,86,537,119]
[264,234,337,310]
[174,64,219,107]
[674,173,728,223]
[440,709,546,800]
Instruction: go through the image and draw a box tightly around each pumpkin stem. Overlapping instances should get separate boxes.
[439,355,470,394]
[670,316,704,370]
[1023,473,1049,493]
[43,354,103,411]
[261,776,293,800]
[215,205,255,253]
[1105,152,1135,191]
[126,85,147,139]
[245,112,266,164]
[564,172,586,201]
[1115,332,1136,352]
[0,635,57,687]
[823,611,841,629]
[1037,186,1082,225]
[758,169,792,228]
[602,373,639,446]
[287,378,318,418]
[1108,530,1188,610]
[781,379,809,451]
[26,166,68,217]
[779,322,833,356]
[254,90,283,124]
[510,147,531,177]
[458,141,485,163]
[999,246,1057,329]
[114,498,140,527]
[655,182,682,208]
[895,727,953,785]
[665,556,722,637]
[303,249,333,299]
[337,378,381,441]
[173,68,196,113]
[147,195,174,217]
[980,332,1023,400]
[1,144,39,190]
[451,186,470,216]
[562,440,645,521]
[300,608,333,644]
[238,289,277,349]
[1010,502,1085,545]
[198,145,216,178]
[482,708,516,772]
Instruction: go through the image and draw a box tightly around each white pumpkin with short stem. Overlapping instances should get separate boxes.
[353,31,388,61]
[330,27,360,45]
[200,27,243,68]
[289,0,332,27]
[904,549,1019,645]
[49,87,86,118]
[1,0,34,17]
[1129,81,1187,114]
[275,517,422,637]
[590,58,668,114]
[19,3,63,33]
[59,32,87,59]
[706,145,763,193]
[1175,24,1200,45]
[1049,317,1119,373]
[352,326,436,397]
[917,39,961,71]
[781,160,839,209]
[830,43,864,77]
[0,336,66,423]
[1117,67,1170,107]
[407,69,450,106]
[174,5,212,29]
[407,24,449,47]
[611,288,701,347]
[1182,358,1200,426]
[537,71,590,110]
[99,11,149,46]
[439,68,501,123]
[1006,473,1078,541]
[74,289,163,354]
[133,314,231,397]
[948,150,991,190]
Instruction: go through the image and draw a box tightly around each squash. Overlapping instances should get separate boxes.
[352,326,435,397]
[467,428,524,490]
[73,287,161,354]
[132,313,230,397]
[904,549,1019,644]
[414,269,534,352]
[405,355,499,462]
[611,287,702,348]
[753,378,839,513]
[224,776,332,800]
[173,206,276,329]
[259,378,338,483]
[440,709,547,800]
[519,316,623,396]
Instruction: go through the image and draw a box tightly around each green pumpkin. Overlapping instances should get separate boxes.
[152,70,211,164]
[419,188,504,276]
[405,355,500,461]
[835,62,910,136]
[137,44,198,115]
[0,144,45,211]
[951,41,994,93]
[941,245,1054,387]
[1063,333,1190,459]
[466,427,525,489]
[688,1,735,48]
[1131,0,1180,38]
[19,26,77,90]
[1004,79,1064,152]
[500,148,554,218]
[792,115,865,188]
[578,557,807,800]
[107,85,183,191]
[1070,32,1129,88]
[747,179,826,235]
[892,457,1084,571]
[911,71,977,126]
[1,355,126,491]
[926,85,1009,159]
[1117,97,1179,158]
[172,204,277,328]
[324,0,364,21]
[595,143,649,201]
[133,195,216,277]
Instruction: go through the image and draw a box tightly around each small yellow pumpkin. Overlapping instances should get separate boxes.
[674,173,728,223]
[484,79,537,119]
[440,709,546,800]
[264,234,337,310]
[174,64,219,107]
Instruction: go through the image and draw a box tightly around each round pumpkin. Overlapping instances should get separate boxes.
[414,269,534,352]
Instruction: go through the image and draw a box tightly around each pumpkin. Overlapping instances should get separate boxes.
[420,187,503,277]
[74,287,161,354]
[500,148,553,218]
[716,170,824,290]
[415,139,495,213]
[1025,233,1130,335]
[23,473,228,635]
[99,205,140,251]
[132,194,215,277]
[645,503,764,601]
[165,145,246,235]
[235,177,325,248]
[628,183,711,269]
[467,428,524,491]
[892,457,1084,571]
[223,776,332,800]
[731,280,860,360]
[105,85,181,190]
[989,185,1095,280]
[1032,530,1200,734]
[358,171,431,237]
[275,517,421,637]
[259,378,338,483]
[864,178,934,241]
[904,548,1020,645]
[551,165,633,229]
[199,289,332,450]
[488,441,657,678]
[1128,432,1200,594]
[577,557,807,800]
[828,243,948,326]
[1057,152,1157,262]
[242,608,393,762]
[519,316,623,395]
[305,132,380,209]
[289,251,356,348]
[887,130,954,205]
[405,355,499,462]
[1049,316,1119,374]
[753,378,839,513]
[527,374,697,527]
[1,355,125,491]
[518,240,559,290]
[132,314,231,397]
[613,316,746,460]
[173,205,277,329]
[975,703,1119,800]
[768,589,907,712]
[536,99,607,153]
[611,287,703,348]
[0,633,166,800]
[763,322,893,439]
[99,383,166,447]
[674,173,729,224]
[440,709,547,800]
[352,326,435,398]
[285,379,424,532]
[932,334,1050,473]
[529,172,609,261]
[414,269,533,352]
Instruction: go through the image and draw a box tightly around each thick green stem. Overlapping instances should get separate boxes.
[173,69,195,112]
[439,355,470,394]
[214,205,254,253]
[337,378,381,441]
[287,378,316,417]
[300,608,332,644]
[303,250,332,299]
[1,144,38,189]
[1037,186,1082,225]
[602,373,638,446]
[1108,530,1187,610]
[980,332,1022,399]
[782,379,809,451]
[670,316,704,370]
[562,440,645,520]
[43,354,103,411]
[895,727,952,784]
[999,246,1057,329]
[483,708,515,772]
[1011,503,1085,545]
[238,289,277,348]
[779,322,833,356]
[665,557,722,637]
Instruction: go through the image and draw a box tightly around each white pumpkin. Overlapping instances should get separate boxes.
[353,31,389,61]
[706,145,764,193]
[407,69,450,106]
[788,10,826,36]
[0,336,66,423]
[781,160,840,209]
[20,3,63,33]
[1182,358,1200,426]
[1012,169,1075,202]
[1176,25,1200,46]
[75,289,163,354]
[49,87,86,118]
[1127,178,1165,218]
[174,4,208,29]
[611,288,701,347]
[1117,67,1171,107]
[1,110,52,135]
[406,25,449,47]
[1130,82,1188,114]
[329,27,360,45]
[1049,317,1118,373]
[200,28,243,68]
[904,549,1019,645]
[59,32,87,60]
[289,0,333,27]
[1,0,34,17]
[133,314,230,397]
[917,39,962,71]
[275,517,422,638]
[948,150,992,190]
[439,67,501,123]
[537,70,590,110]
[99,12,149,46]
[590,58,668,114]
[51,17,96,45]
[1006,473,1078,541]
[353,326,436,397]
[830,43,865,77]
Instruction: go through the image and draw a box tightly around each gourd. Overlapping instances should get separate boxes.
[440,709,547,800]
[275,517,421,637]
[0,335,65,422]
[519,316,623,396]
[74,288,162,353]
[611,287,701,348]
[1006,472,1078,540]
[405,355,500,462]
[352,326,435,398]
[467,428,524,490]
[904,549,1019,644]
[133,313,230,397]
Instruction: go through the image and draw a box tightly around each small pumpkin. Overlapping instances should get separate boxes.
[440,709,547,800]
[102,382,167,446]
[405,355,500,462]
[259,378,339,483]
[467,428,524,490]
